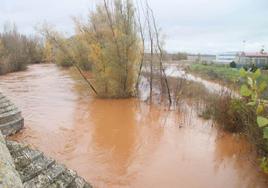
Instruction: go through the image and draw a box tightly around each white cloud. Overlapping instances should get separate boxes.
[146,0,268,53]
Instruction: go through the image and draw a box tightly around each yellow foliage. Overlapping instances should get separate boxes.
[43,40,54,62]
[72,0,141,98]
[0,39,4,57]
[41,0,141,98]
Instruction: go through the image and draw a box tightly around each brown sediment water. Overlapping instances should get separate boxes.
[0,64,267,188]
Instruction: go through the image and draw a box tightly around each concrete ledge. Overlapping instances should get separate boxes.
[0,93,24,136]
[0,118,24,136]
[0,132,23,188]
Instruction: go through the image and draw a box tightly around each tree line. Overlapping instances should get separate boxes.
[0,24,44,74]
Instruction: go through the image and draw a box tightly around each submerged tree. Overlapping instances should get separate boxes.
[75,0,141,98]
[41,0,172,102]
[135,0,172,104]
[42,0,141,98]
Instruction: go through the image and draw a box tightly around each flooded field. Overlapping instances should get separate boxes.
[0,64,267,188]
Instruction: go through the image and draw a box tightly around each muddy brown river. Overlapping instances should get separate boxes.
[0,64,267,188]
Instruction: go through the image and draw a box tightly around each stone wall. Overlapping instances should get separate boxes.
[0,132,23,188]
[6,140,93,188]
[0,93,24,136]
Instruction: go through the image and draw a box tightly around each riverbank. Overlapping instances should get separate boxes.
[0,92,24,136]
[1,64,267,188]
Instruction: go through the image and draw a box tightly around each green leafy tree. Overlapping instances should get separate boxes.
[240,68,268,173]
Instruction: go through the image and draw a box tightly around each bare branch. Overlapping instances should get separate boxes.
[135,0,145,90]
[41,29,98,95]
[146,0,172,105]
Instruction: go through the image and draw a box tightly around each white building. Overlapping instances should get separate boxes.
[216,52,239,64]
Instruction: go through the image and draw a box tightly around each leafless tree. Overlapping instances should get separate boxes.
[135,0,172,105]
[147,2,172,105]
[135,0,145,91]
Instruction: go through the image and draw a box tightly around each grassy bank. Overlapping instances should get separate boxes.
[189,63,268,83]
[188,64,240,83]
[188,63,268,99]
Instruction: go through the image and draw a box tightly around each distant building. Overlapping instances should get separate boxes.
[237,51,268,67]
[216,52,239,64]
[216,50,268,67]
[187,54,216,63]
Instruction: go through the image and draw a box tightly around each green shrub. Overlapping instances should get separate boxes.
[262,64,268,70]
[239,68,268,172]
[229,61,236,68]
[201,60,208,65]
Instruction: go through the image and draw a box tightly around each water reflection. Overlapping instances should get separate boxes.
[0,64,267,188]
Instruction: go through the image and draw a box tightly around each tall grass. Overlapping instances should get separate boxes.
[201,91,268,155]
[170,77,268,155]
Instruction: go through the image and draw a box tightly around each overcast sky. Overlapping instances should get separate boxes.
[1,0,268,54]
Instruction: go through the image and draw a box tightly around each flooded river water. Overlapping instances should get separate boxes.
[0,64,267,188]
